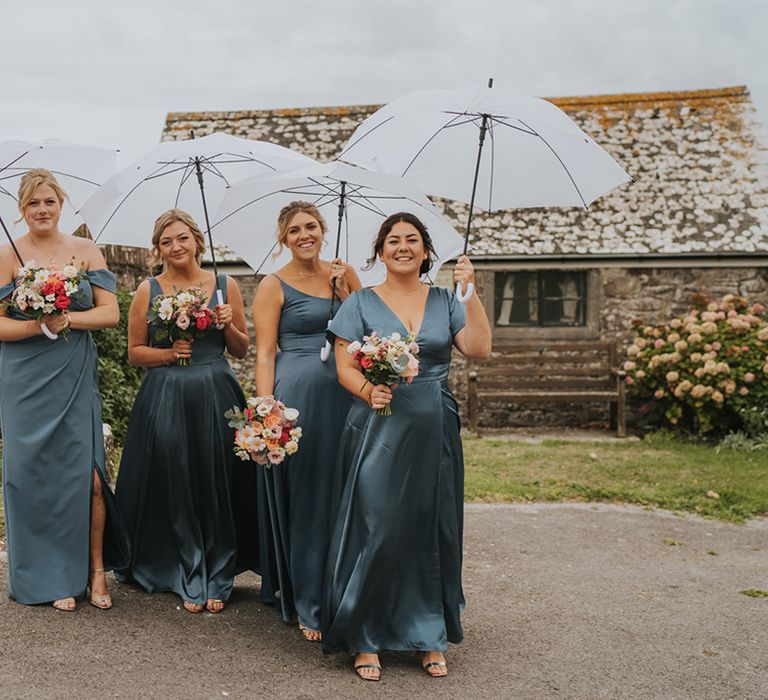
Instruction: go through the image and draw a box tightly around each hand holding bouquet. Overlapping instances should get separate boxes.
[9,259,85,340]
[225,395,302,467]
[147,288,215,365]
[346,331,420,415]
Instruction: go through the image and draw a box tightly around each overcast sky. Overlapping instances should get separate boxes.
[1,0,765,165]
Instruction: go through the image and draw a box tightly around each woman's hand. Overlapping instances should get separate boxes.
[330,258,350,298]
[214,303,233,327]
[453,255,476,293]
[369,384,394,411]
[170,338,192,362]
[39,312,70,334]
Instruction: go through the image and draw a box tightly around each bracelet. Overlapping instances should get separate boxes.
[360,379,371,393]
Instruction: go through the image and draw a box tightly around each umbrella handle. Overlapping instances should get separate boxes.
[40,322,59,341]
[215,288,225,330]
[320,319,333,362]
[320,339,332,363]
[456,281,474,304]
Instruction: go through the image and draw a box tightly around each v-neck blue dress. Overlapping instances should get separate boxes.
[321,286,467,654]
[259,277,353,627]
[0,269,129,604]
[114,275,248,605]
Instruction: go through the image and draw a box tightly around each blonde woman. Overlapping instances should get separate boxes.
[114,209,249,613]
[0,169,126,611]
[252,201,360,640]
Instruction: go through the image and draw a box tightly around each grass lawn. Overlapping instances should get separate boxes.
[0,434,766,542]
[464,433,768,523]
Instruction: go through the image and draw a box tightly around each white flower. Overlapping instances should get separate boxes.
[283,407,299,422]
[289,427,302,440]
[62,264,79,278]
[256,402,271,417]
[284,440,299,455]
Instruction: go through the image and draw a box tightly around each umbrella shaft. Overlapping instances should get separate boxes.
[463,114,490,255]
[0,214,24,266]
[194,156,220,286]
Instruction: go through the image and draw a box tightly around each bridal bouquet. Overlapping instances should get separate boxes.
[10,259,85,338]
[147,288,215,365]
[225,395,302,467]
[346,331,420,415]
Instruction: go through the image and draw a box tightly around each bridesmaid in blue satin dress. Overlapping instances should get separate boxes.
[252,201,360,641]
[0,169,127,611]
[322,212,492,681]
[114,209,250,614]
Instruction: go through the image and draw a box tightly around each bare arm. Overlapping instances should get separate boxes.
[335,337,393,411]
[127,281,189,367]
[252,275,283,396]
[452,255,492,359]
[216,276,249,359]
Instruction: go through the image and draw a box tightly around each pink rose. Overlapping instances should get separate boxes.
[176,313,190,330]
[399,352,420,384]
[654,339,665,349]
[654,389,664,399]
[739,387,749,396]
[625,376,634,385]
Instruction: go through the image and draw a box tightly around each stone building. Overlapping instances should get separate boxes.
[151,86,768,429]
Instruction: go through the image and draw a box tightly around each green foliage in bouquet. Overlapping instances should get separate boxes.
[623,293,768,435]
[93,288,143,445]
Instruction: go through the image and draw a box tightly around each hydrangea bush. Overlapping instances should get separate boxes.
[623,294,768,434]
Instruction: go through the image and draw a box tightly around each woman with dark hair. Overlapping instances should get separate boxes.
[0,169,126,610]
[114,208,250,614]
[322,212,492,681]
[252,200,361,640]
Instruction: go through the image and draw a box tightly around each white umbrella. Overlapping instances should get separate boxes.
[0,139,118,259]
[211,160,465,359]
[339,80,630,301]
[79,131,316,309]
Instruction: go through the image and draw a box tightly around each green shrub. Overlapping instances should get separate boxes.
[624,294,768,435]
[93,289,143,445]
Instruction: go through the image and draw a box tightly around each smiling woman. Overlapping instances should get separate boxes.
[322,211,492,682]
[113,208,253,614]
[0,168,127,612]
[251,200,361,640]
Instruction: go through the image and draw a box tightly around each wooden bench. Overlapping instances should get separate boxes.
[466,341,626,437]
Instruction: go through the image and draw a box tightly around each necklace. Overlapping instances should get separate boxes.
[289,265,322,279]
[28,234,63,263]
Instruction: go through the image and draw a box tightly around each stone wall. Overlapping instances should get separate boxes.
[101,248,768,432]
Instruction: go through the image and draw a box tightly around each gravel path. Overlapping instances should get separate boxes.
[1,503,766,699]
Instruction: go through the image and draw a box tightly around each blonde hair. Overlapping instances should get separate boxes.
[148,209,206,271]
[16,169,68,223]
[275,201,327,256]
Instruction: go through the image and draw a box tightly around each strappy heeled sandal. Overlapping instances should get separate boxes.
[206,598,225,613]
[182,600,204,613]
[87,569,112,610]
[298,624,322,642]
[354,663,381,682]
[420,652,448,678]
[52,597,76,612]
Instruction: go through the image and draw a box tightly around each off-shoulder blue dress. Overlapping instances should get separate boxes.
[322,286,466,654]
[0,269,128,604]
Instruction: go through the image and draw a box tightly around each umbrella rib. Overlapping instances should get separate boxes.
[0,150,33,174]
[517,118,588,208]
[252,239,280,275]
[338,115,396,158]
[400,112,467,177]
[487,120,496,211]
[174,162,197,207]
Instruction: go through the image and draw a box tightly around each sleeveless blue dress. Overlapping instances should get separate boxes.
[262,277,353,627]
[114,275,248,604]
[0,269,128,604]
[322,287,466,654]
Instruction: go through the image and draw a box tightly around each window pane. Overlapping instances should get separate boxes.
[495,271,587,327]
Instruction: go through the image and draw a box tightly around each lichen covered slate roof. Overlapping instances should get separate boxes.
[163,86,768,258]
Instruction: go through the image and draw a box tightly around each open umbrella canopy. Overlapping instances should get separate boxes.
[338,84,630,211]
[211,160,465,287]
[79,132,315,248]
[0,139,118,238]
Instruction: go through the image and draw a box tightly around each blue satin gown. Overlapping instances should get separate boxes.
[322,286,466,654]
[114,275,248,605]
[262,277,353,628]
[0,269,128,604]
